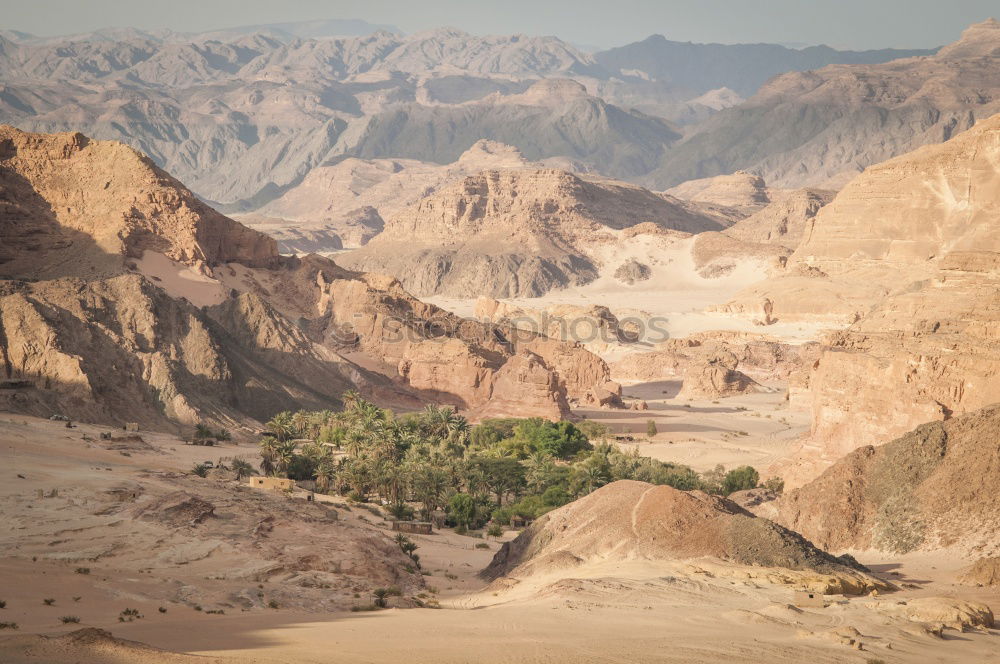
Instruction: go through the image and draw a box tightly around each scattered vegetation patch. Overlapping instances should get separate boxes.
[59,616,80,624]
[118,608,142,622]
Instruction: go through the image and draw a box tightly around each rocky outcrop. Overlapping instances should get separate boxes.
[724,188,835,249]
[774,406,1000,557]
[719,114,1000,477]
[340,168,725,297]
[485,480,888,595]
[650,20,1000,189]
[254,141,553,252]
[677,359,766,400]
[470,351,571,420]
[613,259,652,284]
[610,331,820,388]
[665,171,770,210]
[961,558,1000,586]
[0,128,621,429]
[0,274,360,430]
[0,125,275,281]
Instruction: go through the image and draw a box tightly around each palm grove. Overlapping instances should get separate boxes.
[251,392,769,530]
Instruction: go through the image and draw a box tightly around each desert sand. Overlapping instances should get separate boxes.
[2,410,997,664]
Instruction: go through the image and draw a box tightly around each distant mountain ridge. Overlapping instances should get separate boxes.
[595,34,936,97]
[0,19,987,210]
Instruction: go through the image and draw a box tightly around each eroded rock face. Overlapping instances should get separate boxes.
[0,274,358,429]
[665,171,770,210]
[712,113,1000,480]
[340,168,725,297]
[677,361,765,400]
[0,125,276,281]
[0,128,620,429]
[471,351,571,420]
[610,331,820,390]
[961,558,1000,587]
[774,405,1000,557]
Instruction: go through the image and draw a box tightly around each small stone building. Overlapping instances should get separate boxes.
[793,590,826,608]
[247,477,296,492]
[391,521,433,535]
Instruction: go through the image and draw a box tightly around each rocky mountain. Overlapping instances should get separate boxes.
[484,479,887,595]
[594,35,935,98]
[716,112,1000,484]
[345,79,682,181]
[0,22,948,211]
[774,405,1000,558]
[0,126,623,430]
[649,19,1000,189]
[247,139,583,251]
[339,168,726,297]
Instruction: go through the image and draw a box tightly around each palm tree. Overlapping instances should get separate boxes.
[274,439,298,476]
[266,412,296,442]
[316,458,336,494]
[259,437,279,476]
[231,458,255,480]
[372,588,390,608]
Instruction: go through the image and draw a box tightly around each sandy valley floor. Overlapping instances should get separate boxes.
[1,412,997,663]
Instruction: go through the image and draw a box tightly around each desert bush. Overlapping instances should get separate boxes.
[191,463,210,477]
[0,622,17,629]
[387,503,415,520]
[42,598,55,606]
[74,567,90,575]
[59,616,80,624]
[721,466,760,495]
[760,476,785,494]
[118,608,142,622]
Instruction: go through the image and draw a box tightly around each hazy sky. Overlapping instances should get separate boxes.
[3,0,997,50]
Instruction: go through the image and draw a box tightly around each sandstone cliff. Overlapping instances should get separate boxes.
[0,128,621,429]
[717,114,1000,480]
[0,125,275,280]
[340,168,725,297]
[774,406,1000,558]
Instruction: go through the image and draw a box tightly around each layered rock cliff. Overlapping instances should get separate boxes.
[340,168,725,297]
[722,113,1000,483]
[0,127,621,429]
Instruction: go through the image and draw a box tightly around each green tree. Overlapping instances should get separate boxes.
[466,456,526,507]
[230,458,255,480]
[266,412,296,442]
[507,419,590,459]
[646,420,658,439]
[448,493,477,529]
[721,466,760,495]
